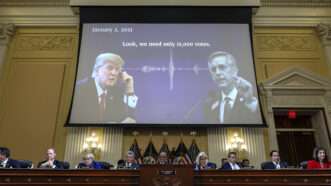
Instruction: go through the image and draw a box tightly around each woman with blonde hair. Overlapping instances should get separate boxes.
[194,152,216,170]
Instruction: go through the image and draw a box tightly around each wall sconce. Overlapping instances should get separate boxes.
[83,132,102,154]
[226,133,247,152]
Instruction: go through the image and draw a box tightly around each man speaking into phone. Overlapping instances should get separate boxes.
[72,53,138,123]
[204,51,257,124]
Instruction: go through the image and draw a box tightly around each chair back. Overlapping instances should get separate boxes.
[18,160,33,168]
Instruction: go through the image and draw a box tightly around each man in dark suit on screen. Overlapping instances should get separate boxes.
[204,51,258,124]
[71,53,138,123]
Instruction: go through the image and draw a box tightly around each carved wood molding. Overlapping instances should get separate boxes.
[16,36,74,51]
[256,36,316,51]
[316,23,331,46]
[0,24,15,45]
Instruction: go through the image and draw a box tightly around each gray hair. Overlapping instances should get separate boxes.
[208,51,238,71]
[195,152,208,165]
[83,153,95,160]
[92,53,125,78]
[127,150,135,158]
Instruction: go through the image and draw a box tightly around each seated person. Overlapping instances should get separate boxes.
[221,152,241,170]
[143,156,156,165]
[241,159,254,169]
[157,151,170,165]
[117,159,126,169]
[194,152,216,170]
[173,156,187,165]
[0,147,20,168]
[307,147,331,169]
[220,158,228,168]
[125,151,139,169]
[77,153,102,169]
[37,148,63,169]
[261,150,287,170]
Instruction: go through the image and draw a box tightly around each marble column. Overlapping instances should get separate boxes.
[316,23,331,69]
[0,24,15,74]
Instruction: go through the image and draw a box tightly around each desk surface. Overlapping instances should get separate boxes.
[0,168,330,186]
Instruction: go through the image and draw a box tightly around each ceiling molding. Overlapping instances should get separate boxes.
[0,0,330,8]
[0,0,70,6]
[261,0,331,7]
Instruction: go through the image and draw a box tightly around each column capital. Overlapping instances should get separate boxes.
[316,23,331,46]
[0,23,15,45]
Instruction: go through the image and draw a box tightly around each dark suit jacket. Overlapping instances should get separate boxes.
[77,161,102,169]
[204,89,257,124]
[37,160,64,169]
[261,161,288,170]
[221,162,241,170]
[125,162,140,169]
[71,78,134,123]
[3,159,20,168]
[194,162,217,170]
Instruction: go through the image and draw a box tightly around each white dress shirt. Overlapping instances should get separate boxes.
[230,162,241,170]
[0,158,8,168]
[273,161,281,169]
[219,88,237,123]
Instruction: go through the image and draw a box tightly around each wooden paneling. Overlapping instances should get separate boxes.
[0,169,331,186]
[253,27,330,157]
[0,27,78,164]
[253,27,329,83]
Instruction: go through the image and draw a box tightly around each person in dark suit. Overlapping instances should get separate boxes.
[0,147,20,168]
[221,152,241,170]
[37,148,64,169]
[204,51,258,124]
[194,152,216,170]
[261,150,288,170]
[125,151,140,169]
[71,53,138,124]
[77,153,102,169]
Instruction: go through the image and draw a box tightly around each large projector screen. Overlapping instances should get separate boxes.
[69,23,263,125]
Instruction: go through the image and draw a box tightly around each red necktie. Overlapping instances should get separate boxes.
[99,92,107,121]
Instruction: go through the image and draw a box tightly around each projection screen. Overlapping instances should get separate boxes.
[68,23,263,125]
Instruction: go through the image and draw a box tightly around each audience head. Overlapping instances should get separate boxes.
[0,147,10,160]
[173,156,186,165]
[82,153,95,166]
[92,53,125,89]
[241,159,250,168]
[158,151,168,164]
[196,152,209,166]
[270,150,280,163]
[227,152,237,163]
[143,156,156,165]
[117,159,125,168]
[313,147,329,163]
[46,148,56,161]
[126,151,136,163]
